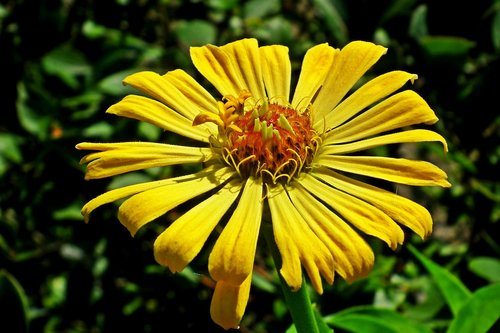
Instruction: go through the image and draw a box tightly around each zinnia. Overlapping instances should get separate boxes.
[77,38,450,329]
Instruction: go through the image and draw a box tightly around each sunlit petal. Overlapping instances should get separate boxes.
[292,43,337,110]
[313,41,387,122]
[268,184,334,294]
[320,71,418,130]
[260,45,291,101]
[316,155,451,187]
[312,168,433,238]
[118,166,235,236]
[323,90,438,145]
[288,184,374,282]
[77,142,214,179]
[320,129,448,155]
[299,174,405,250]
[106,95,212,142]
[210,274,252,330]
[209,178,263,285]
[154,180,242,273]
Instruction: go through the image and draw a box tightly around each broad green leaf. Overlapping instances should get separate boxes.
[419,36,475,59]
[243,0,280,19]
[16,83,51,140]
[493,8,500,51]
[0,270,29,333]
[408,245,471,316]
[468,257,500,283]
[173,20,217,47]
[324,306,433,333]
[447,283,500,333]
[409,4,428,40]
[41,45,92,89]
[311,0,348,45]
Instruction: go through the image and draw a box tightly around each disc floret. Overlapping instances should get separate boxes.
[194,92,319,184]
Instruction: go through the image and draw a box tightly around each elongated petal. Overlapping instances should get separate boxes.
[299,174,405,249]
[106,95,211,142]
[268,185,334,293]
[210,274,252,330]
[320,71,418,130]
[209,178,263,285]
[316,155,451,187]
[312,41,387,122]
[220,39,266,100]
[118,166,234,236]
[321,129,448,155]
[313,168,433,238]
[323,90,438,145]
[123,70,218,123]
[260,45,291,101]
[190,43,245,97]
[288,184,374,282]
[154,179,242,273]
[81,168,212,223]
[292,43,337,110]
[77,142,214,179]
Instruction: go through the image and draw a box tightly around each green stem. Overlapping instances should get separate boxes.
[263,225,320,333]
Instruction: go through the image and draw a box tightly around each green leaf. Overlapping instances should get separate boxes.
[324,306,433,333]
[419,36,475,62]
[311,0,348,45]
[408,4,428,40]
[447,283,500,333]
[468,257,500,283]
[173,20,217,47]
[243,0,280,19]
[16,82,51,140]
[408,245,471,316]
[41,45,92,89]
[0,270,29,333]
[492,7,500,51]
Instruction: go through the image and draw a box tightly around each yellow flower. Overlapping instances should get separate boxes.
[77,38,450,330]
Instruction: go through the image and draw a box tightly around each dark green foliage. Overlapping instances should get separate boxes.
[1,0,499,332]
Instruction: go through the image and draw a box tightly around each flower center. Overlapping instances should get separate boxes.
[194,91,319,184]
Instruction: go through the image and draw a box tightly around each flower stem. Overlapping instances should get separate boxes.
[263,225,320,333]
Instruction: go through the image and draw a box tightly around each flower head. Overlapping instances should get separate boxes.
[77,38,450,329]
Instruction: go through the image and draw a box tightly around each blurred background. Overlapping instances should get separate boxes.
[1,0,499,332]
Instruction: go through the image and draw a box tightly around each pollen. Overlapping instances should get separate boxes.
[195,92,319,184]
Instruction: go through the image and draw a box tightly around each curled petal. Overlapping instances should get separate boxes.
[154,180,241,273]
[209,178,263,285]
[210,274,252,330]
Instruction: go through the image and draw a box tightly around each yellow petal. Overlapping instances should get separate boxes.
[292,43,337,110]
[321,129,448,155]
[190,43,245,97]
[319,71,418,130]
[106,95,211,142]
[81,169,208,223]
[313,168,433,239]
[220,38,266,100]
[288,184,374,282]
[316,155,451,187]
[209,178,263,285]
[118,166,234,236]
[267,184,334,294]
[312,41,387,122]
[123,70,217,122]
[299,174,405,250]
[77,142,214,179]
[323,90,438,145]
[210,274,252,330]
[260,45,291,101]
[154,180,242,273]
